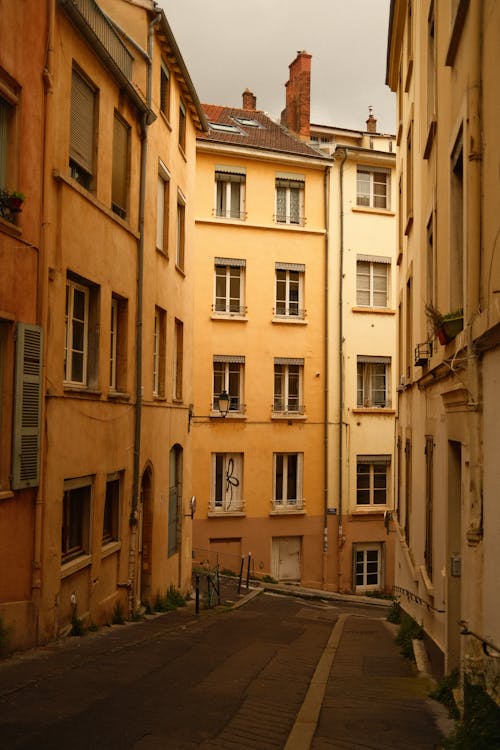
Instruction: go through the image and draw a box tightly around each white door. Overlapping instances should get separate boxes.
[273,536,301,581]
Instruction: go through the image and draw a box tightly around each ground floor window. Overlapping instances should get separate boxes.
[62,478,92,563]
[353,543,383,591]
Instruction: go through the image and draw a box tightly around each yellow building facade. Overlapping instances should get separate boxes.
[192,97,332,586]
[387,0,500,707]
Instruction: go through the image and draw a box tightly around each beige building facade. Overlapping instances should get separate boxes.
[387,0,500,707]
[0,0,205,650]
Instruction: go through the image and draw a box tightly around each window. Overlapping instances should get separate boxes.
[153,306,166,397]
[176,195,185,270]
[356,256,390,308]
[168,446,182,556]
[274,358,303,414]
[424,436,434,578]
[356,456,390,506]
[427,2,436,125]
[215,168,246,219]
[69,68,96,190]
[404,438,412,545]
[103,475,120,545]
[0,92,15,191]
[426,214,435,309]
[275,263,305,318]
[274,453,303,510]
[65,275,99,387]
[178,100,186,152]
[356,356,391,408]
[214,258,245,315]
[156,162,170,254]
[406,277,413,379]
[356,167,390,209]
[61,478,91,563]
[174,319,183,401]
[354,543,383,590]
[109,295,127,392]
[0,322,13,490]
[450,131,464,311]
[212,453,243,512]
[406,122,413,226]
[213,355,244,413]
[275,175,305,225]
[160,61,170,119]
[111,111,130,219]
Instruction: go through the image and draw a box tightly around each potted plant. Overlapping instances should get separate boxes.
[6,191,24,211]
[425,304,463,345]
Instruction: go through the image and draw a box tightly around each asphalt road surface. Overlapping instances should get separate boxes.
[0,592,446,750]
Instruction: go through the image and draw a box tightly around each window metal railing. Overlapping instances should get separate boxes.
[212,303,247,316]
[273,306,306,319]
[213,208,247,220]
[274,213,306,227]
[272,497,304,512]
[272,398,305,415]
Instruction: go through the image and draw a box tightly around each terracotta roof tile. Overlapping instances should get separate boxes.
[198,104,329,161]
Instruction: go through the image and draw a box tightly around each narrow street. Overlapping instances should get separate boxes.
[0,591,448,750]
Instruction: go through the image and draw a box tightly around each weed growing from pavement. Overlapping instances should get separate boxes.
[430,669,460,719]
[261,575,278,584]
[153,585,186,613]
[387,599,402,624]
[442,678,500,749]
[395,611,423,660]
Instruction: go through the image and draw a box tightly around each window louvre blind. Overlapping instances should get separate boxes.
[213,355,245,363]
[70,70,95,173]
[357,355,391,364]
[274,357,304,366]
[112,113,129,213]
[215,257,246,268]
[357,254,391,264]
[357,454,391,464]
[275,262,305,272]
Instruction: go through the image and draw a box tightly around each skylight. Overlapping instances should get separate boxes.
[234,117,261,128]
[209,122,241,134]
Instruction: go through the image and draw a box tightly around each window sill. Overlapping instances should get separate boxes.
[0,490,14,502]
[272,316,307,325]
[64,385,102,398]
[156,246,169,260]
[272,413,307,421]
[351,307,395,315]
[211,313,248,322]
[101,541,121,559]
[175,264,186,277]
[351,508,386,517]
[351,408,395,415]
[0,215,22,236]
[270,507,305,516]
[208,511,246,518]
[159,111,172,131]
[61,554,92,579]
[210,411,247,421]
[108,391,130,401]
[352,207,395,217]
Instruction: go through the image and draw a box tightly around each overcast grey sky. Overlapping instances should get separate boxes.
[157,0,396,134]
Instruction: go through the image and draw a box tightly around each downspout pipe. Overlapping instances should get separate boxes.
[338,148,348,589]
[322,164,331,588]
[129,11,161,615]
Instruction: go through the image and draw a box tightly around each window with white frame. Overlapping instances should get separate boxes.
[61,477,92,563]
[357,356,391,408]
[356,166,390,209]
[356,255,390,308]
[354,543,383,590]
[156,161,170,254]
[213,355,244,413]
[69,68,96,191]
[65,275,99,387]
[275,263,305,318]
[275,174,305,225]
[214,258,245,315]
[103,474,120,545]
[356,455,390,506]
[212,453,243,512]
[153,306,166,397]
[215,167,246,219]
[274,357,303,413]
[274,453,303,509]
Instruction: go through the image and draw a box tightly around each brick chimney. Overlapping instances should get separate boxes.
[280,51,311,140]
[242,88,257,111]
[366,106,377,133]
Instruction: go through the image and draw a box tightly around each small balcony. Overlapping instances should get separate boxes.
[414,342,433,367]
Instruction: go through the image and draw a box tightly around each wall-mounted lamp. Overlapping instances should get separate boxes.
[188,390,230,431]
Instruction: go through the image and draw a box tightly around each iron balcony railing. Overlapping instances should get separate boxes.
[273,306,306,319]
[212,303,247,316]
[272,398,305,415]
[62,0,133,79]
[272,497,304,512]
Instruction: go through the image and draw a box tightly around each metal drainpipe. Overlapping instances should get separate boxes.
[337,148,348,591]
[322,164,331,588]
[129,12,161,616]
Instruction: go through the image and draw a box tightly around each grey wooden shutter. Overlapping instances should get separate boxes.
[12,323,43,489]
[70,70,95,174]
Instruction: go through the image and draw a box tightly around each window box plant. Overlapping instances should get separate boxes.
[0,189,25,222]
[425,304,464,345]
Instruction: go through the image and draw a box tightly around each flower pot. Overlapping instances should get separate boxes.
[436,326,449,345]
[442,316,463,341]
[8,197,23,211]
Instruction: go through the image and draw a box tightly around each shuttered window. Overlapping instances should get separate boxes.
[12,323,43,489]
[70,69,96,189]
[112,112,130,219]
[0,96,10,189]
